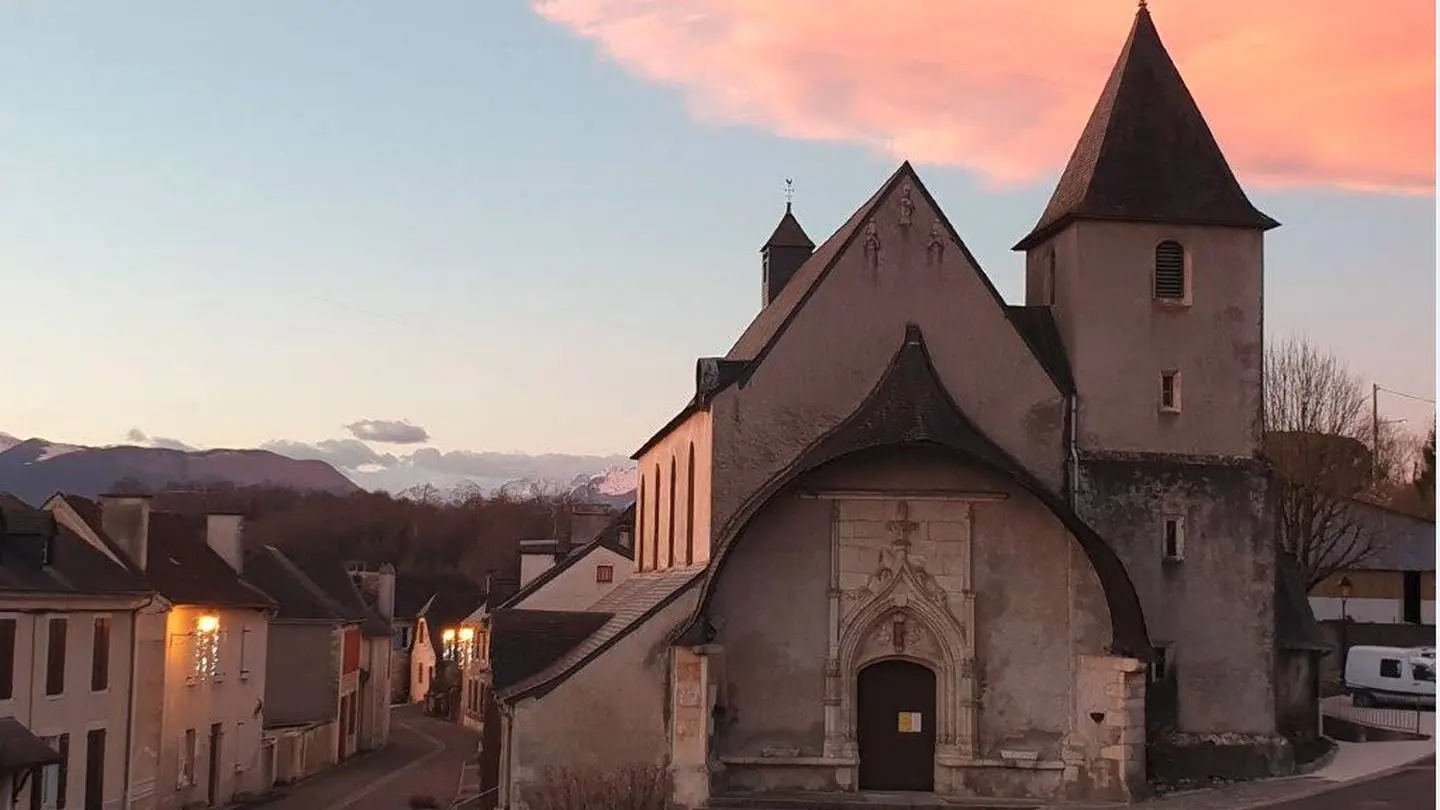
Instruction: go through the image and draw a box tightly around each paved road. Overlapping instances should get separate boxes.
[1259,756,1434,810]
[256,706,480,810]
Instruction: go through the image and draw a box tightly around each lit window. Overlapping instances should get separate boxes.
[1160,371,1181,413]
[1154,240,1186,301]
[596,565,614,584]
[1162,516,1185,561]
[193,615,221,681]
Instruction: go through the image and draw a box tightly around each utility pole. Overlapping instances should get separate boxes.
[1373,383,1381,483]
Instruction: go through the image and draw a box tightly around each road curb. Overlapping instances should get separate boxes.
[1224,747,1435,810]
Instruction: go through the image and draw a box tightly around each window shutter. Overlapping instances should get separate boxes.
[1154,241,1186,300]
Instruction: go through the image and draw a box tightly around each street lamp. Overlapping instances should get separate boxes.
[1338,576,1353,620]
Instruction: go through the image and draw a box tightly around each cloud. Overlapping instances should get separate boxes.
[532,0,1435,194]
[344,419,431,444]
[261,439,398,471]
[124,428,196,452]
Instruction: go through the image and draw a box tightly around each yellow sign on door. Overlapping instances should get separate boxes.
[897,712,923,733]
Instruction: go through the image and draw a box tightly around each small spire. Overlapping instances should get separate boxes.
[1138,0,1146,8]
[783,177,795,212]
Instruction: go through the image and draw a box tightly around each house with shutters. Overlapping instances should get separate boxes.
[45,494,276,810]
[0,494,151,810]
[487,6,1325,808]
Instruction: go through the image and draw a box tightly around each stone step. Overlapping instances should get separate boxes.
[704,793,1040,810]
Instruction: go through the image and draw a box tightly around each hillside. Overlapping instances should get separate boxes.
[0,434,359,505]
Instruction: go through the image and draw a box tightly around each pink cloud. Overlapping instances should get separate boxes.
[532,0,1435,195]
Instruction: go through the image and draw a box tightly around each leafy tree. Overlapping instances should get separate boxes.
[1417,426,1436,514]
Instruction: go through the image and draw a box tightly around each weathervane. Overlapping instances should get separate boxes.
[784,177,795,211]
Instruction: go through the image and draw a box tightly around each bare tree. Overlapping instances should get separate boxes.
[1263,336,1386,590]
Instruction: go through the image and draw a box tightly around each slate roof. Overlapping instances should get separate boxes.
[292,560,391,636]
[762,205,816,250]
[243,546,350,622]
[0,494,151,596]
[498,565,704,701]
[1004,306,1076,394]
[145,513,276,609]
[394,572,487,621]
[0,718,62,771]
[499,503,636,611]
[58,495,273,608]
[1349,500,1436,572]
[489,609,612,693]
[1014,6,1278,250]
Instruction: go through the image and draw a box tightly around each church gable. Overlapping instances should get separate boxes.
[710,164,1069,531]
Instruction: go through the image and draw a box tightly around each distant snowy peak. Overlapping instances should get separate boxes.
[398,464,639,506]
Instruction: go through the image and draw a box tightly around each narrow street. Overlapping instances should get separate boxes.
[1261,756,1434,810]
[255,706,480,810]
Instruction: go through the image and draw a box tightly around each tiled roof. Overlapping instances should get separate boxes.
[1349,500,1436,572]
[489,609,612,693]
[499,503,635,610]
[0,494,151,596]
[1014,6,1277,250]
[1004,306,1075,394]
[498,565,704,700]
[243,547,349,622]
[0,718,62,770]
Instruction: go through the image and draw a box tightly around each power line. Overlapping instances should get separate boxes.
[1376,385,1438,405]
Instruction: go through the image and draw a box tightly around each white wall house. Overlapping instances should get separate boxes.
[1,494,153,810]
[47,495,277,810]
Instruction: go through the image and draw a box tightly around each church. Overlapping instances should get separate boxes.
[486,5,1324,807]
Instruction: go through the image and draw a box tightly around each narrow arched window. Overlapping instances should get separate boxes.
[667,457,677,568]
[636,477,646,570]
[651,464,661,570]
[685,443,696,565]
[1154,240,1186,301]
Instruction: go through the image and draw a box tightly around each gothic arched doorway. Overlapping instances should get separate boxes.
[857,659,936,791]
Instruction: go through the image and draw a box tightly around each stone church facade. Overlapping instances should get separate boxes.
[487,6,1322,807]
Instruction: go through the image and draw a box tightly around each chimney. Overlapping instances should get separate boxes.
[98,494,152,572]
[205,512,244,573]
[568,504,612,548]
[761,202,815,306]
[374,563,397,622]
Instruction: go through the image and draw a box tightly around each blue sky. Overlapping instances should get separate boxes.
[0,1,1433,462]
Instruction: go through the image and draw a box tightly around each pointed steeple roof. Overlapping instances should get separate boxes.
[1014,5,1279,250]
[762,203,816,251]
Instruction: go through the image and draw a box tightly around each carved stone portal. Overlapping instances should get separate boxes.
[825,499,979,761]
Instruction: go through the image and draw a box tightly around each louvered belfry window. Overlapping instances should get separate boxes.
[1154,240,1186,300]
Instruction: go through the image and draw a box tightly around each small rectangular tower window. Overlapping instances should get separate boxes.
[596,564,614,584]
[1162,516,1185,561]
[1153,240,1187,301]
[1150,645,1172,681]
[1160,371,1181,412]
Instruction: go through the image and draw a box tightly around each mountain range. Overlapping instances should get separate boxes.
[0,431,637,507]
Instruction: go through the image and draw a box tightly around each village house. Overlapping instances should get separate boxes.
[488,6,1325,807]
[287,563,393,755]
[1309,500,1436,625]
[238,548,392,783]
[46,495,276,810]
[387,573,487,706]
[0,495,151,810]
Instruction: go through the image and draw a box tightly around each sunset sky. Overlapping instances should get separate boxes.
[0,1,1433,469]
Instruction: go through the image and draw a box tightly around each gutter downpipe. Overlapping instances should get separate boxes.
[1068,393,1080,509]
[122,596,154,810]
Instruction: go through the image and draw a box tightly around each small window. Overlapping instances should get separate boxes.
[1162,517,1184,561]
[91,617,111,692]
[1413,663,1435,683]
[1380,658,1402,679]
[1154,240,1186,301]
[0,617,15,701]
[1150,645,1171,681]
[1160,371,1181,413]
[46,618,67,696]
[596,564,614,584]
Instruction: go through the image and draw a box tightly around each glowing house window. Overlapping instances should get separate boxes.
[194,615,221,681]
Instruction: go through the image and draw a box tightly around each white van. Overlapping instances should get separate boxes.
[1344,645,1436,708]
